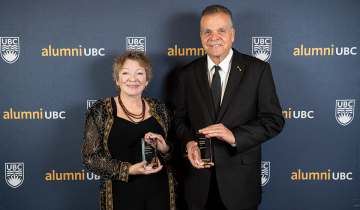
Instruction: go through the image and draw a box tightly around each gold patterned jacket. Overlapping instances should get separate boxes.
[81,97,178,210]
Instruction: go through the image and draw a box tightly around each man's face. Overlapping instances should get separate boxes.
[200,12,235,64]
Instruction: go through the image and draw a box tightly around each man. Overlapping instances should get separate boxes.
[173,5,285,210]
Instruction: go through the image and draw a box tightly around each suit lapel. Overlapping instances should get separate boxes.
[194,57,216,122]
[216,50,245,123]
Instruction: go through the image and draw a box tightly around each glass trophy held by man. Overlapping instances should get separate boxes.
[195,132,213,165]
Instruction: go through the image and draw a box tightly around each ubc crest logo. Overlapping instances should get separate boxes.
[335,99,355,126]
[126,37,146,52]
[5,163,24,188]
[87,100,96,109]
[261,161,270,186]
[1,37,20,64]
[252,37,271,62]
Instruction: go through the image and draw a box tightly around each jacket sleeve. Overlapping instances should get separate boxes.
[81,103,131,182]
[172,70,196,157]
[230,63,285,154]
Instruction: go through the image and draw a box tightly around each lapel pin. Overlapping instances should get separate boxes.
[237,66,241,71]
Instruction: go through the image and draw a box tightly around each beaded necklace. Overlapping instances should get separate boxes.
[118,95,145,124]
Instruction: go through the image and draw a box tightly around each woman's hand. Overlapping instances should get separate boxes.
[129,159,163,175]
[144,132,169,154]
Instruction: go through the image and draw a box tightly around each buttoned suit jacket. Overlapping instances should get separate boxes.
[173,48,285,210]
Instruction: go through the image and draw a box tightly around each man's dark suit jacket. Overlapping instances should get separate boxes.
[173,48,285,210]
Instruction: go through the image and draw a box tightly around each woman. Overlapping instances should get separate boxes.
[82,50,178,210]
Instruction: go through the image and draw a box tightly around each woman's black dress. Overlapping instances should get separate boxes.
[107,98,170,210]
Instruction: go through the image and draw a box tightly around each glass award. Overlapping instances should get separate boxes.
[196,132,213,165]
[141,138,158,170]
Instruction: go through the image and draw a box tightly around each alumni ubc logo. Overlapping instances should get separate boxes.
[261,161,270,186]
[5,163,24,188]
[252,37,272,62]
[1,37,20,64]
[335,99,355,126]
[126,37,146,52]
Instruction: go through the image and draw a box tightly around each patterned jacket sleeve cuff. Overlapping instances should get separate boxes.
[119,162,131,182]
[159,142,173,160]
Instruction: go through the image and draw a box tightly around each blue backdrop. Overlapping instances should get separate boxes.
[1,0,359,209]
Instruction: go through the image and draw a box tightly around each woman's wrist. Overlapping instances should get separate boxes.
[128,164,137,175]
[160,145,170,154]
[128,165,133,175]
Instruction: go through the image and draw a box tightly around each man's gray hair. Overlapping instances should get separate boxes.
[200,5,233,31]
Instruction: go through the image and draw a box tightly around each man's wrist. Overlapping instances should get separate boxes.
[184,144,188,154]
[185,141,193,152]
[182,144,189,158]
[230,138,236,147]
[184,141,195,155]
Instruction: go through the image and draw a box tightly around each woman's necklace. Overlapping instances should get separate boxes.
[118,95,145,124]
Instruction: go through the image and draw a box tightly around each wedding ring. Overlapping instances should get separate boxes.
[217,128,219,132]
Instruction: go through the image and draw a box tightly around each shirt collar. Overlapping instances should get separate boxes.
[207,48,233,74]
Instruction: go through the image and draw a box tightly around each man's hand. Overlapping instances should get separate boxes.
[186,141,213,169]
[199,123,236,145]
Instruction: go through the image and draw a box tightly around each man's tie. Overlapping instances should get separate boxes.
[211,65,221,118]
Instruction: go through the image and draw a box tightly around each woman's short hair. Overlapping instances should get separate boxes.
[112,50,153,91]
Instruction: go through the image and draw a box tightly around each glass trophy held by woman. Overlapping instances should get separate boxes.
[141,138,159,170]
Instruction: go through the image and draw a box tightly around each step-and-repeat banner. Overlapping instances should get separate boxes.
[1,0,359,209]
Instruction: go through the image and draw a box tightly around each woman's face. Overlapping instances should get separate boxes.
[116,59,148,98]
